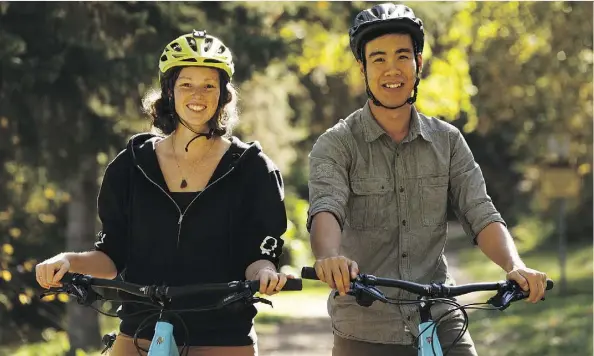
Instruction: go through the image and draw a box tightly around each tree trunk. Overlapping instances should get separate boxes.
[65,157,102,355]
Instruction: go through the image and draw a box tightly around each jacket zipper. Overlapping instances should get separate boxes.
[136,165,236,248]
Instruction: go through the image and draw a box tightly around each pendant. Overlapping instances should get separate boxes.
[180,179,188,189]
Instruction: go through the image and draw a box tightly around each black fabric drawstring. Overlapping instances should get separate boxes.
[184,129,214,152]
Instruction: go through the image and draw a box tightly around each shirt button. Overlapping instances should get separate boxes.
[402,220,407,226]
[399,187,404,193]
[402,253,408,258]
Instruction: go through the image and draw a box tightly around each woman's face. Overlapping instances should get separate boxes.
[173,66,221,131]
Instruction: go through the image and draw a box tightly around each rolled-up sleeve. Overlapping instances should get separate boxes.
[240,154,287,269]
[448,128,506,243]
[94,154,130,275]
[307,127,352,231]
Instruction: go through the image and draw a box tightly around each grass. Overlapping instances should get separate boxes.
[0,314,120,356]
[468,286,592,356]
[450,241,593,356]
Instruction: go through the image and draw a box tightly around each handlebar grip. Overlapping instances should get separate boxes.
[301,267,319,280]
[546,279,554,290]
[282,278,303,291]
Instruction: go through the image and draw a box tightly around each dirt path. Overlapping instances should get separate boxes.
[256,222,481,355]
[256,317,333,356]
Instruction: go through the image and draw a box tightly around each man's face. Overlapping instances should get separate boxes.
[360,33,422,107]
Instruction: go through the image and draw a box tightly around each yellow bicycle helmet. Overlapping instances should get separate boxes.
[158,30,234,79]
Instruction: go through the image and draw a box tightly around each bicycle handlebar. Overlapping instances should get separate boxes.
[46,272,302,306]
[301,266,553,309]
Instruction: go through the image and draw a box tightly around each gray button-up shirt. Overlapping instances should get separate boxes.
[307,102,505,344]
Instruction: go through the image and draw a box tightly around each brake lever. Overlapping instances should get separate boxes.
[72,283,102,306]
[221,289,274,308]
[39,279,100,306]
[332,281,388,307]
[487,281,543,310]
[250,296,273,307]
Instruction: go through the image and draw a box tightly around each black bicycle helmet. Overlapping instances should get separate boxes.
[349,3,424,61]
[348,3,425,109]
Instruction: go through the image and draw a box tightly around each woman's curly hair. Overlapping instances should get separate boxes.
[142,67,239,136]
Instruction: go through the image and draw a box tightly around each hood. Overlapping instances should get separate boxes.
[124,132,265,188]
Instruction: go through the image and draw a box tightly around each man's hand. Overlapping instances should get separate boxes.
[506,266,548,303]
[314,256,359,296]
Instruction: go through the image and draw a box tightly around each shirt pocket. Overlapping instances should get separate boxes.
[348,177,392,230]
[420,176,449,227]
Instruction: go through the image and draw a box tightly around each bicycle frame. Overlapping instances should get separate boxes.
[148,320,179,356]
[417,300,443,356]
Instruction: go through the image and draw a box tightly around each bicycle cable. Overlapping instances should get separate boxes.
[429,301,501,356]
[386,297,464,356]
[134,310,191,356]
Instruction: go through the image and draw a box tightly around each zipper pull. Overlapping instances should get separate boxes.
[178,214,184,225]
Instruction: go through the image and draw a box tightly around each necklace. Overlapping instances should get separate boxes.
[171,134,214,189]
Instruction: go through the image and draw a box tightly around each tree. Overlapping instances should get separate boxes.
[0,2,163,352]
[0,1,306,351]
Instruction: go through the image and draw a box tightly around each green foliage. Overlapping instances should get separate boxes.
[457,240,592,356]
[0,0,591,351]
[470,293,593,356]
[278,193,313,269]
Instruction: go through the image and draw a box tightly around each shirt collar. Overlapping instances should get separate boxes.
[361,102,432,143]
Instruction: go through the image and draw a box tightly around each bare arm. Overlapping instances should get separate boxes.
[476,222,525,273]
[62,250,118,279]
[448,129,548,303]
[310,212,358,295]
[245,259,277,280]
[310,212,342,259]
[36,250,117,289]
[245,259,293,296]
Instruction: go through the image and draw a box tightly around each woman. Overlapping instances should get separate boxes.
[35,30,290,356]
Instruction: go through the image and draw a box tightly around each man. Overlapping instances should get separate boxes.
[307,3,548,356]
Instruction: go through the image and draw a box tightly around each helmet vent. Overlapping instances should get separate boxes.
[172,42,182,52]
[203,38,214,52]
[186,37,197,52]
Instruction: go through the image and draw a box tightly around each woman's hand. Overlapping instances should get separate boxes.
[255,267,295,296]
[35,254,70,289]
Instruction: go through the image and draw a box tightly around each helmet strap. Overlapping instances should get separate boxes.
[168,95,214,152]
[362,58,420,110]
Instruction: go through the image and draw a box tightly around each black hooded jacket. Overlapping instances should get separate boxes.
[94,133,287,346]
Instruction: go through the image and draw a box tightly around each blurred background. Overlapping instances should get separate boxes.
[0,1,592,355]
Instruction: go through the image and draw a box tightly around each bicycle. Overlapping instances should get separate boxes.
[301,266,554,356]
[40,272,303,356]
